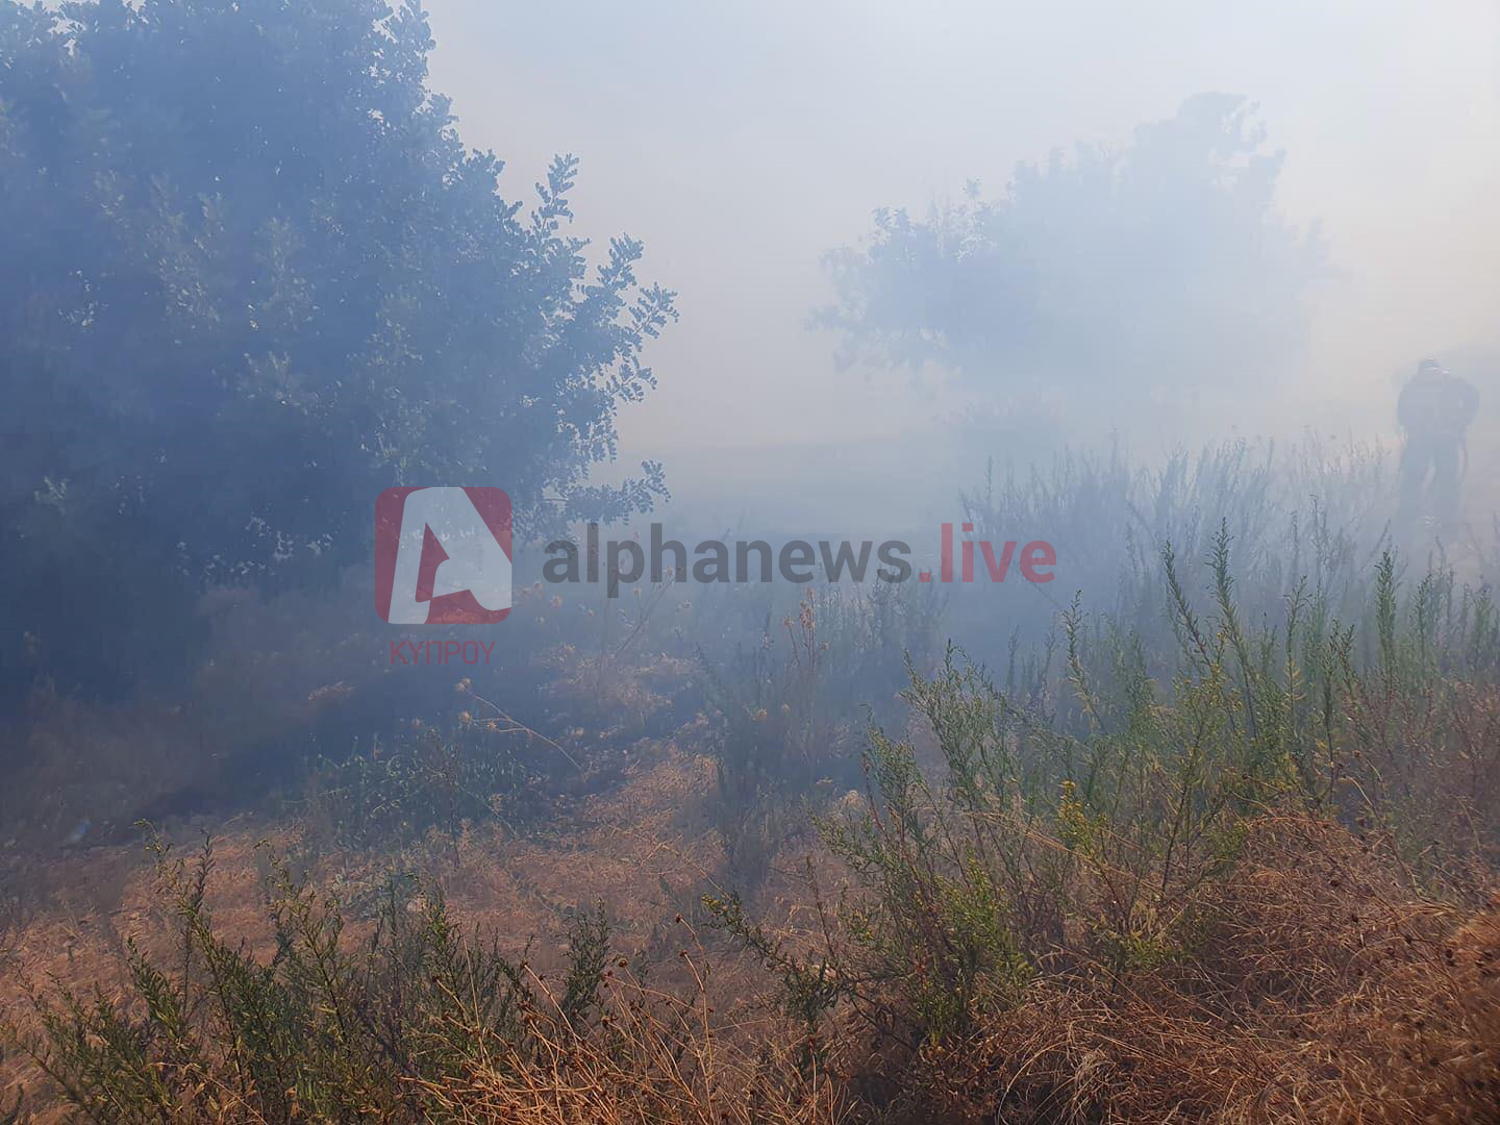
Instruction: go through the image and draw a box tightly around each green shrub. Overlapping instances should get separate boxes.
[298,721,531,855]
[703,585,942,891]
[10,834,783,1124]
[712,531,1500,1058]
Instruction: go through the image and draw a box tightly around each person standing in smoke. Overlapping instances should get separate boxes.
[1397,358,1480,529]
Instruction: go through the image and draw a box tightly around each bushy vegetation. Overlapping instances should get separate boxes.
[950,436,1397,660]
[10,835,837,1124]
[702,584,942,889]
[299,719,527,856]
[705,527,1500,1117]
[3,1,1494,1120]
[0,0,674,703]
[816,95,1325,411]
[6,437,1500,1121]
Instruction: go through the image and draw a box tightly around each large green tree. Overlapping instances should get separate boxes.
[0,0,675,699]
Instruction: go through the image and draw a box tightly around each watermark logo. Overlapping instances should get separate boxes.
[375,487,512,624]
[544,523,1056,597]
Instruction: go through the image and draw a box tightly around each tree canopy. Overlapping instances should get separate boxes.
[816,94,1324,404]
[0,0,675,698]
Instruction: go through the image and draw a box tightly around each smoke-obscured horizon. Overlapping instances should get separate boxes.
[426,0,1500,529]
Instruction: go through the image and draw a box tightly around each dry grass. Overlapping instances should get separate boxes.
[917,816,1500,1123]
[409,946,849,1125]
[3,770,1498,1122]
[0,747,843,1123]
[5,629,1500,1125]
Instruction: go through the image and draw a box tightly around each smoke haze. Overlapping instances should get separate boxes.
[426,0,1500,527]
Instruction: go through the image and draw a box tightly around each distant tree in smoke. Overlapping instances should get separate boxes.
[815,94,1326,408]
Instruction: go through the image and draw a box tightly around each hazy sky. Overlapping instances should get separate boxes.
[425,0,1500,524]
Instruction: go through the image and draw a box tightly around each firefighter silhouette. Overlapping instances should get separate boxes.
[1397,359,1479,527]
